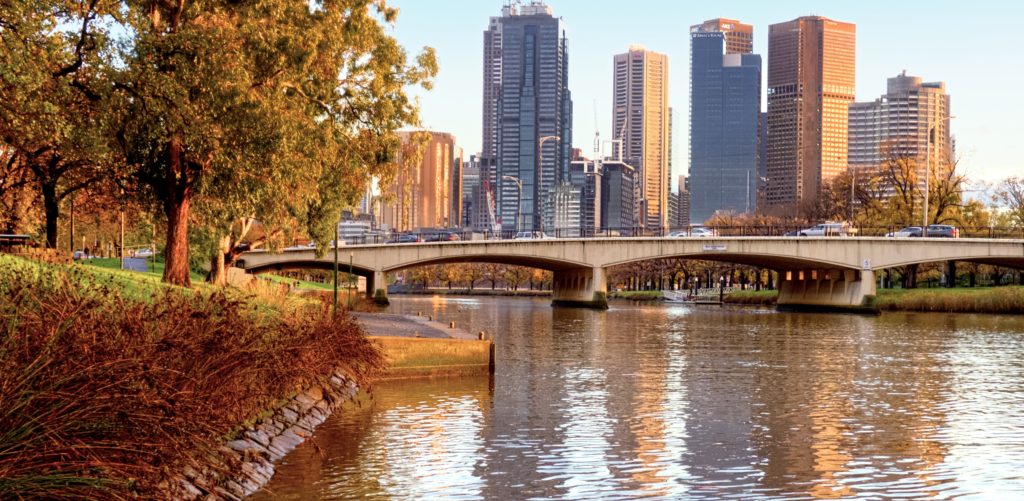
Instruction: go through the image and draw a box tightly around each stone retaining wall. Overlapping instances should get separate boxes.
[166,368,359,500]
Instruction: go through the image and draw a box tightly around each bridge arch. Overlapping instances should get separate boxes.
[381,254,590,273]
[881,255,1024,271]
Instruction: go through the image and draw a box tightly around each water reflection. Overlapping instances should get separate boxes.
[257,298,1024,500]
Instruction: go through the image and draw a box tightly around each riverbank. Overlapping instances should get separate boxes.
[389,288,550,297]
[0,254,384,500]
[725,287,1024,313]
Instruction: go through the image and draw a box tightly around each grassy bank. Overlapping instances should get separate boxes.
[608,290,664,301]
[877,286,1024,313]
[723,287,1024,314]
[723,290,780,305]
[0,254,384,499]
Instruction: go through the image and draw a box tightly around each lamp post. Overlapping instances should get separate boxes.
[537,135,560,233]
[333,219,339,319]
[349,251,354,301]
[501,175,523,233]
[923,115,954,231]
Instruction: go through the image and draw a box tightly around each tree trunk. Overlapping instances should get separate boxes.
[42,181,59,249]
[163,194,191,287]
[208,234,232,287]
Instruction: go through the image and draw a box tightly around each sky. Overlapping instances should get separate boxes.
[385,0,1023,186]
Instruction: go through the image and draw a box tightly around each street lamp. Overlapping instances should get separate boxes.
[537,135,560,233]
[501,175,523,233]
[923,115,955,231]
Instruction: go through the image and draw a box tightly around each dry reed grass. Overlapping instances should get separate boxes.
[0,255,384,499]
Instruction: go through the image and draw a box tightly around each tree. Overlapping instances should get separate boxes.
[995,177,1024,228]
[113,0,437,286]
[0,0,115,248]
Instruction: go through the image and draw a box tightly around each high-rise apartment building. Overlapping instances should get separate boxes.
[487,1,572,233]
[849,72,952,180]
[765,16,856,210]
[380,131,458,232]
[613,45,669,230]
[481,11,504,187]
[688,18,761,224]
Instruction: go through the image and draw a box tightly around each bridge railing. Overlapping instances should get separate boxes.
[328,225,1024,246]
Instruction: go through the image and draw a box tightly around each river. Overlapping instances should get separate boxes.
[254,297,1024,499]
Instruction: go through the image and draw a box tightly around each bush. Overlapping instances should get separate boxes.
[0,255,384,499]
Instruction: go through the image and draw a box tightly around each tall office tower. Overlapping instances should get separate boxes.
[689,19,761,224]
[613,45,670,230]
[765,16,856,211]
[489,1,572,233]
[849,72,952,184]
[481,11,505,188]
[380,131,458,232]
[692,18,753,54]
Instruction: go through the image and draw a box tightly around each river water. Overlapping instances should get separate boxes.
[254,297,1024,500]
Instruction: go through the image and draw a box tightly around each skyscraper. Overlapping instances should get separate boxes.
[765,16,856,211]
[613,46,669,230]
[380,131,458,232]
[688,18,761,224]
[849,72,952,182]
[488,1,572,233]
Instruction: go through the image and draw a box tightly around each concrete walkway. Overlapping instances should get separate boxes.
[350,312,479,340]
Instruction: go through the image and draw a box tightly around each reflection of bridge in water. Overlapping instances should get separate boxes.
[238,237,1024,312]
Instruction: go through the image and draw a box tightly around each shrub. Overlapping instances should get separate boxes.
[0,256,384,499]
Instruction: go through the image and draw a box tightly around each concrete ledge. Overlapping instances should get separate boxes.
[777,295,880,315]
[370,336,495,379]
[552,292,609,310]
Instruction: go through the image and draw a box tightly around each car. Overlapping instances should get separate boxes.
[926,224,959,238]
[794,222,855,237]
[513,231,550,240]
[72,250,87,260]
[424,232,461,242]
[668,227,717,238]
[135,248,155,258]
[389,233,424,244]
[886,226,923,238]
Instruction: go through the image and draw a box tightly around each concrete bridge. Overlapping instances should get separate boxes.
[237,237,1024,312]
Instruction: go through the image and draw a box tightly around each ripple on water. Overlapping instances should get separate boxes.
[254,298,1024,500]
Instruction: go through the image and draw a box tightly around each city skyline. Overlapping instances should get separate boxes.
[388,0,1023,185]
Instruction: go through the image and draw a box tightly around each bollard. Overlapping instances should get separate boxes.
[449,321,456,329]
[427,315,432,321]
[478,331,487,340]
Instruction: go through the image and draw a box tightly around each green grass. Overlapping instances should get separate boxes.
[724,290,779,305]
[79,257,206,285]
[722,286,1024,313]
[877,286,1024,313]
[262,273,336,291]
[608,290,664,301]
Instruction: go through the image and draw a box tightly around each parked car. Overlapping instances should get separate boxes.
[72,250,87,260]
[885,226,923,238]
[513,231,550,240]
[388,233,424,244]
[134,247,155,258]
[794,222,856,237]
[926,224,959,238]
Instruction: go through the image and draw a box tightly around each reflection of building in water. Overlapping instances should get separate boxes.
[680,310,759,487]
[748,314,951,498]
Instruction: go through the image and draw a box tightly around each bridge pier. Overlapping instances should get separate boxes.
[551,267,608,310]
[777,268,878,314]
[367,270,389,306]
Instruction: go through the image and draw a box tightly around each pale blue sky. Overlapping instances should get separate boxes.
[387,0,1022,183]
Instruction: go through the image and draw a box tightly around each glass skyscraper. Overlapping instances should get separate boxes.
[689,20,761,224]
[486,1,572,232]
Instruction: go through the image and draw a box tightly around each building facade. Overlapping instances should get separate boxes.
[613,46,669,230]
[600,161,637,233]
[765,16,856,211]
[688,19,761,224]
[569,160,602,235]
[849,72,952,183]
[489,1,573,233]
[379,131,458,232]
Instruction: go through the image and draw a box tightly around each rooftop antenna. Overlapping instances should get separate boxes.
[592,100,600,157]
